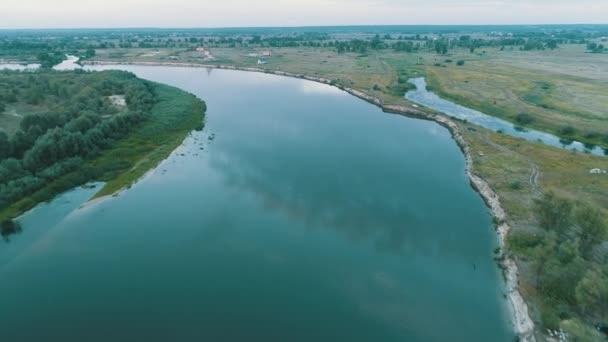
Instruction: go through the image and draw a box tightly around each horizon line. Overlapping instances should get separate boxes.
[1,23,608,31]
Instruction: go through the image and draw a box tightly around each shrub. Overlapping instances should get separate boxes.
[507,230,543,253]
[515,113,535,125]
[456,60,465,66]
[509,180,523,190]
[561,319,604,342]
[560,126,576,136]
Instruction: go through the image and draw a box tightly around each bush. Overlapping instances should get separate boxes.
[515,113,535,125]
[560,126,576,136]
[509,180,523,190]
[507,230,543,253]
[456,60,465,66]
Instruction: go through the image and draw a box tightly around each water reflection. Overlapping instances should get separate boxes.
[405,77,607,156]
[0,67,513,342]
[1,220,22,242]
[300,81,345,95]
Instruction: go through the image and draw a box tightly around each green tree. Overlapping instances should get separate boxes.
[535,192,573,233]
[575,269,608,314]
[546,39,558,50]
[531,232,557,283]
[574,203,608,256]
[540,246,585,303]
[0,130,11,159]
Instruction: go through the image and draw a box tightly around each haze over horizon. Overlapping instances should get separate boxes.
[1,0,607,29]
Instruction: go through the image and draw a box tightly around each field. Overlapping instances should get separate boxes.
[425,45,608,147]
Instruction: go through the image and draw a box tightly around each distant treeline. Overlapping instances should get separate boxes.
[1,27,606,58]
[0,39,97,67]
[0,70,156,212]
[2,24,608,36]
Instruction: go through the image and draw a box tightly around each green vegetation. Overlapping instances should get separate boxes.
[1,218,22,241]
[587,42,606,53]
[424,46,608,148]
[460,122,608,339]
[0,70,205,222]
[508,193,607,335]
[2,26,608,339]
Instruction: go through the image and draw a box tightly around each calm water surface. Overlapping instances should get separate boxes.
[406,77,607,156]
[0,66,514,341]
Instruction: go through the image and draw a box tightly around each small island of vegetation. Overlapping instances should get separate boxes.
[0,69,206,224]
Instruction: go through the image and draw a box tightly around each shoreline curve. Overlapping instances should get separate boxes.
[84,59,537,342]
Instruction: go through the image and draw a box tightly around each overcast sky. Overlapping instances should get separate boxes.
[1,0,606,29]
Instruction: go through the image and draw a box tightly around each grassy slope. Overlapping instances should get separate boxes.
[1,82,205,220]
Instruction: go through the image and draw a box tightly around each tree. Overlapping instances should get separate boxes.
[434,40,448,54]
[535,192,573,233]
[531,232,557,283]
[516,113,534,125]
[370,34,383,50]
[575,269,608,314]
[574,203,608,256]
[0,130,10,158]
[539,244,585,302]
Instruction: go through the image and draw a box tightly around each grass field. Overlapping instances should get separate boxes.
[425,45,608,147]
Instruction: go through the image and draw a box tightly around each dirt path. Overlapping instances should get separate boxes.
[480,131,542,193]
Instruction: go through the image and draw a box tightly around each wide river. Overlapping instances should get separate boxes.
[0,65,513,341]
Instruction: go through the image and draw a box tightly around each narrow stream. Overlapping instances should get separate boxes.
[405,77,607,156]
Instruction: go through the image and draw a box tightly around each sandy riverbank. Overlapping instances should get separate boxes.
[84,59,537,341]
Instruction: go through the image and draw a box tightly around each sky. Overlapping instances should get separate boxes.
[1,0,607,29]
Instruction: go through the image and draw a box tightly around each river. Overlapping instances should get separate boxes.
[0,64,514,341]
[406,77,607,156]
